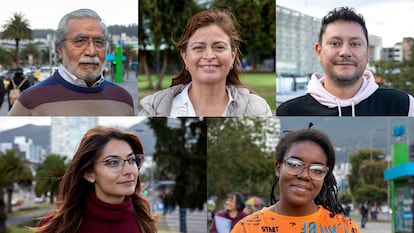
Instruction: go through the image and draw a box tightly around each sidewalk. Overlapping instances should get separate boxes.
[351,217,392,233]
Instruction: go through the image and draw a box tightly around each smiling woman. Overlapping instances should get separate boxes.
[32,126,158,233]
[231,127,362,233]
[138,8,272,117]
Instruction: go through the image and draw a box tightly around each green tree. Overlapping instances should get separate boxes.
[35,154,67,204]
[21,42,40,66]
[207,117,276,209]
[147,117,206,233]
[348,149,387,204]
[1,13,32,65]
[0,149,33,214]
[213,0,275,70]
[123,44,137,79]
[0,47,14,68]
[354,184,387,204]
[139,1,202,90]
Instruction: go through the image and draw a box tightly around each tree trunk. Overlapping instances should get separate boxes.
[139,51,153,89]
[179,207,187,233]
[6,184,13,213]
[0,188,6,233]
[155,47,170,90]
[15,39,20,65]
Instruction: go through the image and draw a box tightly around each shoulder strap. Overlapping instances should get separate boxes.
[16,77,28,89]
[11,79,17,89]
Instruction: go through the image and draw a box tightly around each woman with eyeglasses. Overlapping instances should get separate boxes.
[33,126,157,233]
[232,128,361,233]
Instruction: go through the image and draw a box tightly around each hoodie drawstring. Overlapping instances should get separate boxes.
[351,99,356,117]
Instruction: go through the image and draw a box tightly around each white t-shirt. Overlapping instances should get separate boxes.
[170,82,233,117]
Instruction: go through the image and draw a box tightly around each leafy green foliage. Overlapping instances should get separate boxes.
[207,117,276,207]
[1,13,32,63]
[348,149,387,204]
[35,154,67,204]
[147,118,207,210]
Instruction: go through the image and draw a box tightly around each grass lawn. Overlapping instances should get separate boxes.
[138,72,276,111]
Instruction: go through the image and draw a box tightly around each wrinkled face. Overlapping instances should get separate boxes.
[315,20,370,87]
[225,195,237,211]
[85,139,139,204]
[181,24,236,86]
[275,141,327,208]
[58,17,106,85]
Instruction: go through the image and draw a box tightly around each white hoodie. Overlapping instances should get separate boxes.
[306,70,414,116]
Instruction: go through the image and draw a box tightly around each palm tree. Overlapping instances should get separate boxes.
[35,154,67,204]
[1,13,32,65]
[0,160,7,233]
[0,149,33,213]
[0,149,33,233]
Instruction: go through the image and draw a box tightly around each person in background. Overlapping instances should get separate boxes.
[360,202,368,228]
[210,191,247,233]
[276,7,414,116]
[232,126,361,233]
[139,8,271,117]
[9,9,134,116]
[33,126,157,233]
[8,67,30,110]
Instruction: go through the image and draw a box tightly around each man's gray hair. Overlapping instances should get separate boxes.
[54,9,107,64]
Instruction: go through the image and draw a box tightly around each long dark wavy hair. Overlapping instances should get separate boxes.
[171,8,247,89]
[270,127,345,217]
[33,126,157,233]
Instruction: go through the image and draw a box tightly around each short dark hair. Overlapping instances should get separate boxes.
[318,7,369,46]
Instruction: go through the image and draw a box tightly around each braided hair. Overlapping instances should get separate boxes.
[270,125,345,217]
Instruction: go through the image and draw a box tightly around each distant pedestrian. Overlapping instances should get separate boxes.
[344,205,351,217]
[9,9,134,116]
[8,67,30,110]
[360,203,368,228]
[210,192,247,233]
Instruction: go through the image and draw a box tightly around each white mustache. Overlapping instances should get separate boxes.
[79,57,100,64]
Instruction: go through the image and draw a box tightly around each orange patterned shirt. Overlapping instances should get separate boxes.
[231,206,361,233]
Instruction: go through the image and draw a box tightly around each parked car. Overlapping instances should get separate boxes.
[39,66,59,81]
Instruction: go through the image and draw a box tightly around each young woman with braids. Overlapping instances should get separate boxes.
[32,126,158,233]
[232,127,361,233]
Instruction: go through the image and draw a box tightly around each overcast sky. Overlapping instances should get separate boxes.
[0,0,138,30]
[277,0,414,47]
[0,117,146,132]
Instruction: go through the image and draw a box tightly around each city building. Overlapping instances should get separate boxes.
[50,117,98,159]
[382,37,413,62]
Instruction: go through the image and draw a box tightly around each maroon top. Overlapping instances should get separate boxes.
[210,210,248,233]
[39,192,142,233]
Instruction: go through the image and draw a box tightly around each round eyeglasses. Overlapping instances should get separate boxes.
[283,157,329,180]
[98,154,144,173]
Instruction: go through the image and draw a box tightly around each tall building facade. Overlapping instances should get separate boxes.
[50,117,98,159]
[276,5,321,76]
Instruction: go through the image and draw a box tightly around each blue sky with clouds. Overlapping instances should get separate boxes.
[277,0,414,47]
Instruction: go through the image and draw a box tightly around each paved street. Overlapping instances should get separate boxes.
[161,208,207,233]
[351,212,392,233]
[0,70,138,116]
